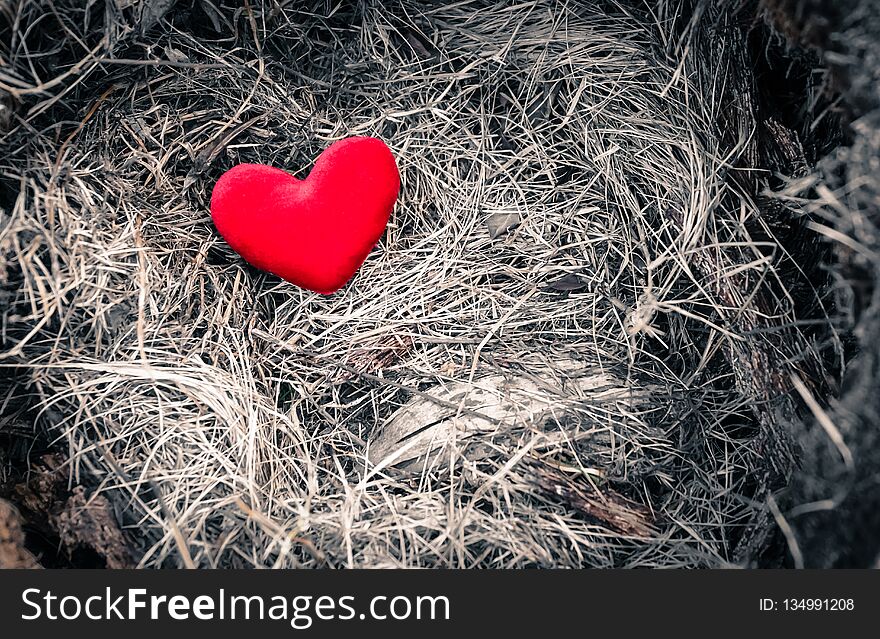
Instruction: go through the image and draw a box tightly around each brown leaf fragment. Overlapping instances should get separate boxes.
[486,210,521,239]
[544,273,589,292]
[529,461,656,537]
[401,26,436,59]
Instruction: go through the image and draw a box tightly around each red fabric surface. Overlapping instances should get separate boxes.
[210,137,400,294]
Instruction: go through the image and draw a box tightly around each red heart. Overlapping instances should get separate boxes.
[210,137,400,294]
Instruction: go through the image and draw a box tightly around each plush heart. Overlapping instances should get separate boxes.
[210,137,400,294]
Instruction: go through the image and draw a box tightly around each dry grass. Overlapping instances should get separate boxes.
[0,0,842,567]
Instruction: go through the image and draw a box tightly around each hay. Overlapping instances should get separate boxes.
[0,0,842,567]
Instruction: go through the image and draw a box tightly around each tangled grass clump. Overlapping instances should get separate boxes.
[0,0,848,567]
